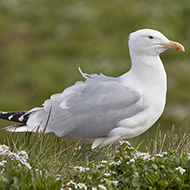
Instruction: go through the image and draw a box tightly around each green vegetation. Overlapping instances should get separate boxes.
[0,0,190,141]
[1,129,190,189]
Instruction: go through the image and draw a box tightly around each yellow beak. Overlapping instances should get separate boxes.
[161,40,185,52]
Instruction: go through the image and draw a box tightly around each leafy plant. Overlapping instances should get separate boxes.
[0,144,62,190]
[1,128,190,189]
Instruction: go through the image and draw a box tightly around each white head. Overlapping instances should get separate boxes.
[129,29,184,57]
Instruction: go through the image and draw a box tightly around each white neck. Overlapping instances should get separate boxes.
[121,53,167,96]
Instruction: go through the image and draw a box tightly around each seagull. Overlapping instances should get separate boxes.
[0,29,184,149]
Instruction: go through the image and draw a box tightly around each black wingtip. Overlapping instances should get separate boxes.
[0,111,30,123]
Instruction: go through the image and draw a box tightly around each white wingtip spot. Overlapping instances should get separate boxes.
[8,115,13,120]
[18,115,24,122]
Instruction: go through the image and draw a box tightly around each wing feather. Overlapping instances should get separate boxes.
[32,78,144,139]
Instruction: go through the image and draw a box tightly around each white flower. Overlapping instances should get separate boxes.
[175,167,186,175]
[0,160,7,167]
[23,162,32,169]
[98,164,105,167]
[155,152,167,157]
[92,187,97,190]
[127,158,135,164]
[55,174,62,180]
[104,172,111,177]
[18,150,29,160]
[124,155,130,159]
[115,160,122,165]
[0,144,9,155]
[36,169,42,175]
[109,161,115,166]
[119,140,131,146]
[0,144,31,169]
[66,181,77,188]
[109,160,121,166]
[134,152,151,160]
[75,146,82,151]
[128,146,134,150]
[98,184,107,190]
[76,183,87,190]
[74,166,89,172]
[155,153,164,157]
[112,180,118,186]
[101,160,107,164]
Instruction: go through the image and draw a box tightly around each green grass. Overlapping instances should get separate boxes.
[1,127,190,189]
[0,0,190,145]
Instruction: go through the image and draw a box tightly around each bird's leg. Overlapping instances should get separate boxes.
[112,143,118,153]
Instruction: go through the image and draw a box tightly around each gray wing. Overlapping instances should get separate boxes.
[43,79,144,139]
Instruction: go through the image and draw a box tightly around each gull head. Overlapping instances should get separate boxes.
[129,29,185,57]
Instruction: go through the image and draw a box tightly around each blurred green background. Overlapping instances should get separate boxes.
[0,0,190,145]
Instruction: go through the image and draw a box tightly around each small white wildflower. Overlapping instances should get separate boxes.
[98,184,107,190]
[124,155,130,159]
[98,164,105,167]
[129,158,135,162]
[9,152,19,161]
[36,169,42,175]
[109,160,121,166]
[0,145,31,169]
[104,172,111,177]
[115,160,122,165]
[18,150,28,159]
[1,168,4,173]
[76,183,87,190]
[74,166,89,173]
[109,161,114,166]
[55,174,61,180]
[0,144,9,155]
[112,180,118,186]
[134,152,151,160]
[75,146,82,151]
[156,152,167,157]
[155,153,163,157]
[0,160,7,167]
[175,167,186,175]
[100,178,104,182]
[119,140,131,146]
[67,181,76,186]
[101,160,107,164]
[128,146,134,150]
[92,187,97,190]
[126,158,135,164]
[23,162,32,169]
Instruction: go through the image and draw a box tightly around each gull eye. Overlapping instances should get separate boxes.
[148,36,154,39]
